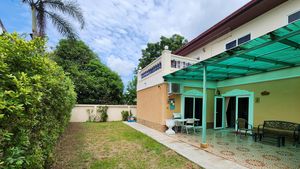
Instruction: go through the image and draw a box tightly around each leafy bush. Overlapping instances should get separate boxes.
[97,106,108,122]
[121,111,129,121]
[0,33,76,168]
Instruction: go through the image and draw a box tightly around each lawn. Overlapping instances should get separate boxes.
[52,122,202,169]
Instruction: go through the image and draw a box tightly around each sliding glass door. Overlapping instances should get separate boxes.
[184,97,202,125]
[214,97,224,129]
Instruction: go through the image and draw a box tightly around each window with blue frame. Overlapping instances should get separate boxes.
[238,34,251,45]
[289,11,300,23]
[225,40,237,50]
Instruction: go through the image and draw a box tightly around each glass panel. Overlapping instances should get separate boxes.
[238,34,251,45]
[225,40,237,50]
[184,97,193,119]
[195,98,202,125]
[216,98,223,128]
[226,97,236,128]
[238,97,249,128]
[288,10,300,23]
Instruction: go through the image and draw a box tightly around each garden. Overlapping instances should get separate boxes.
[0,0,192,168]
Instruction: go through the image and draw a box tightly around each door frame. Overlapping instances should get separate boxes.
[180,89,203,120]
[221,89,254,131]
[236,96,251,130]
[214,96,225,129]
[182,96,202,120]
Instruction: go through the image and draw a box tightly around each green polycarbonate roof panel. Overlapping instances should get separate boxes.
[164,20,300,81]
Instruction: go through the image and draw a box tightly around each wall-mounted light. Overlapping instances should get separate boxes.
[261,91,270,96]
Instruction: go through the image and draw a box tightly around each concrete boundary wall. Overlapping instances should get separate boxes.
[70,104,137,122]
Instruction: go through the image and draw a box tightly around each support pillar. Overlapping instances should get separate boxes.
[201,65,208,148]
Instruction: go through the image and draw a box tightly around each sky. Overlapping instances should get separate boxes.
[0,0,250,87]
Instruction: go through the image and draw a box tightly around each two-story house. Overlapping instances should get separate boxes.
[136,0,300,147]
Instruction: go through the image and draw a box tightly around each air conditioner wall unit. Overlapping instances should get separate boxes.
[168,83,180,94]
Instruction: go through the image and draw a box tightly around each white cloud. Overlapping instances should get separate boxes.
[93,37,114,52]
[106,55,136,83]
[45,0,250,86]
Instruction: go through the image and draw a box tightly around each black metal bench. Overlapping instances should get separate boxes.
[257,120,299,147]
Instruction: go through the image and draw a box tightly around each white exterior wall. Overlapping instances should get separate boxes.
[70,104,137,122]
[137,50,198,91]
[187,0,300,60]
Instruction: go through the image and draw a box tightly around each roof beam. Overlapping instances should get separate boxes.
[269,33,300,49]
[212,63,266,72]
[207,27,300,65]
[207,70,246,76]
[165,75,202,80]
[236,54,295,67]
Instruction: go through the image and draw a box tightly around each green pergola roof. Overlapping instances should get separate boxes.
[164,20,300,81]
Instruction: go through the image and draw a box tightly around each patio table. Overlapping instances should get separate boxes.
[174,119,200,133]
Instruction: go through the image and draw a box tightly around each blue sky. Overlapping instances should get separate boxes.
[0,0,249,87]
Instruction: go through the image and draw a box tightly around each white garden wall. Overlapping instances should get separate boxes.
[70,104,137,122]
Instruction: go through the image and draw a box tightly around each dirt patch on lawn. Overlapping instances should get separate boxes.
[52,123,92,169]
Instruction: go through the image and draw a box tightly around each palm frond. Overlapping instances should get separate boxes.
[0,19,7,33]
[43,0,85,29]
[45,11,77,39]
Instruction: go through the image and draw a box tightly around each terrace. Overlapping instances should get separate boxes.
[171,129,300,169]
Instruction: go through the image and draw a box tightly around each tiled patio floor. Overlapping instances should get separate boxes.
[169,129,300,169]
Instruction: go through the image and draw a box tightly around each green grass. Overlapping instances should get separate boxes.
[52,122,202,169]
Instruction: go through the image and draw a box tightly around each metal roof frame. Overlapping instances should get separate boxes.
[164,20,300,82]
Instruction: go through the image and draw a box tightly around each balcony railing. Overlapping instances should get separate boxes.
[170,54,198,70]
[137,49,198,91]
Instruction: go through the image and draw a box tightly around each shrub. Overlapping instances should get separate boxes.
[121,111,129,121]
[0,33,76,168]
[87,109,95,122]
[97,106,108,122]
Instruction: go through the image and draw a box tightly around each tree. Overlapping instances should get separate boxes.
[0,19,7,33]
[124,34,188,104]
[53,39,124,104]
[138,34,188,69]
[21,0,85,38]
[123,76,137,105]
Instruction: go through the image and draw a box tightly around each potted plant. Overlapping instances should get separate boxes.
[127,111,135,122]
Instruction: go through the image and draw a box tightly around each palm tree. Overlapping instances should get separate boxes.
[0,19,7,33]
[22,0,85,39]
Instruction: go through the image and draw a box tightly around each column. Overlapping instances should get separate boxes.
[201,65,208,148]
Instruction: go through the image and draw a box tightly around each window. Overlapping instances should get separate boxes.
[288,11,300,23]
[238,34,251,45]
[141,62,162,79]
[225,40,236,50]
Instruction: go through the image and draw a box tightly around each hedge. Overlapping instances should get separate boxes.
[0,33,76,168]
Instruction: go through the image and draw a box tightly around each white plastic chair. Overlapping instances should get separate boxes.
[183,118,195,134]
[193,119,201,133]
